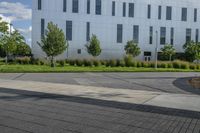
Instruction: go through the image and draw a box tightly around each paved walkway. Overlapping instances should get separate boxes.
[0,73,200,133]
[0,72,199,94]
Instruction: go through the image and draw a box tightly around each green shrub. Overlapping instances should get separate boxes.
[142,62,149,68]
[39,60,46,66]
[31,58,40,65]
[75,59,83,66]
[196,64,200,70]
[137,62,142,67]
[100,60,106,66]
[57,60,65,67]
[180,62,189,69]
[69,60,76,66]
[167,63,173,68]
[173,61,181,69]
[124,55,133,67]
[189,64,196,70]
[160,62,168,68]
[93,60,101,67]
[109,59,117,67]
[15,57,31,65]
[119,60,126,67]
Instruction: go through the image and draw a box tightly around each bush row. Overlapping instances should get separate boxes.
[6,57,200,70]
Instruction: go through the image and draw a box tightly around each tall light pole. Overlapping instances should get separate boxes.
[155,30,158,69]
[5,23,13,64]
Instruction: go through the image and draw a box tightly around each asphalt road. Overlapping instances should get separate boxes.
[0,72,200,133]
[0,88,200,133]
[0,72,199,94]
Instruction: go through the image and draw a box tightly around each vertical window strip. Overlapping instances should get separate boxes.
[133,25,139,43]
[87,0,90,14]
[147,5,151,19]
[66,21,72,41]
[123,2,126,17]
[117,24,123,43]
[112,1,116,16]
[86,22,90,41]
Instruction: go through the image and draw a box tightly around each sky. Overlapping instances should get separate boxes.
[0,0,32,46]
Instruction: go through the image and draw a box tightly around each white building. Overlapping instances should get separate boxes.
[32,0,200,61]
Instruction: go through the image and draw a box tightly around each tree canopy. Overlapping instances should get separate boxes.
[85,34,102,57]
[160,44,176,61]
[183,41,200,62]
[124,40,141,58]
[0,17,8,34]
[38,22,68,67]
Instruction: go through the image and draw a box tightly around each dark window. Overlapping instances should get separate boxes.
[166,6,172,20]
[123,2,126,17]
[170,27,174,45]
[112,1,115,16]
[77,49,81,54]
[96,0,101,15]
[194,8,197,22]
[133,25,139,43]
[72,0,79,13]
[87,0,90,14]
[196,29,199,43]
[182,8,187,21]
[129,3,134,17]
[38,0,41,10]
[63,0,67,12]
[86,22,90,41]
[41,18,45,38]
[117,24,123,43]
[158,6,162,19]
[160,27,166,45]
[147,5,151,19]
[149,26,153,44]
[186,28,191,43]
[144,52,151,56]
[66,21,72,41]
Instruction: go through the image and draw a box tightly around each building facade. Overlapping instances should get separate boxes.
[32,0,200,60]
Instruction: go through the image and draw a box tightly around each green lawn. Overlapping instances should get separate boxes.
[0,64,199,73]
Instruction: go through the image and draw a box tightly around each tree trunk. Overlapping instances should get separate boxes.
[50,56,55,67]
[169,55,172,62]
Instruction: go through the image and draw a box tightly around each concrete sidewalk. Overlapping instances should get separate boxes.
[0,79,200,112]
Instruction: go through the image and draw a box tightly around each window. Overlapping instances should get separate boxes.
[166,6,172,20]
[186,28,191,43]
[96,0,101,15]
[149,26,153,44]
[87,0,90,14]
[196,29,199,43]
[133,25,139,43]
[144,52,152,61]
[170,28,174,45]
[182,8,187,21]
[147,5,151,19]
[66,21,72,41]
[41,19,45,38]
[194,8,197,22]
[86,22,90,41]
[123,2,126,17]
[117,24,123,43]
[160,27,166,45]
[38,0,41,10]
[112,1,115,16]
[72,0,78,13]
[77,49,81,54]
[63,0,67,12]
[129,3,134,17]
[158,6,162,19]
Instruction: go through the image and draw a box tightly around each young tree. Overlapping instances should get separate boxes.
[16,43,31,56]
[124,40,141,58]
[161,44,176,61]
[183,41,200,62]
[38,22,67,67]
[0,17,8,34]
[85,34,101,57]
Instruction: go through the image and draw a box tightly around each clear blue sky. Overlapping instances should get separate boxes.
[0,0,32,45]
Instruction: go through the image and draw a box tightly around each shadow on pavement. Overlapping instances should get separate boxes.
[0,87,200,119]
[173,77,200,95]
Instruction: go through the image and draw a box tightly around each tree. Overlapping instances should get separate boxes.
[160,44,176,61]
[16,43,31,56]
[38,22,67,67]
[183,41,200,62]
[0,17,8,34]
[124,40,141,58]
[85,34,101,57]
